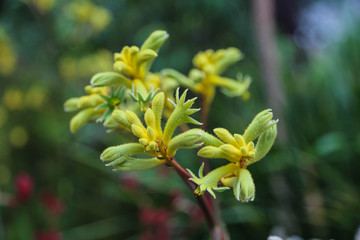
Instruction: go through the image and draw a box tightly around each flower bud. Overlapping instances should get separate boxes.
[132,124,147,139]
[222,168,255,202]
[151,92,164,136]
[198,146,225,159]
[167,129,203,157]
[213,128,237,145]
[141,30,169,52]
[214,47,243,74]
[90,72,131,87]
[144,108,156,130]
[111,109,131,129]
[70,108,100,133]
[243,109,277,142]
[101,143,145,165]
[146,127,156,140]
[64,98,79,112]
[252,123,277,163]
[137,49,157,67]
[238,169,255,202]
[113,157,165,172]
[125,110,145,129]
[200,131,223,147]
[77,95,104,108]
[114,61,132,76]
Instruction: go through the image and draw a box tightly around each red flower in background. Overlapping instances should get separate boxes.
[120,174,140,191]
[139,207,171,240]
[40,191,64,216]
[15,172,34,202]
[35,230,61,240]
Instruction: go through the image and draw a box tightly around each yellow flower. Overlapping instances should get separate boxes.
[193,48,242,75]
[64,31,177,133]
[101,89,204,172]
[162,47,251,106]
[90,30,176,112]
[113,46,157,80]
[64,85,108,133]
[187,109,278,202]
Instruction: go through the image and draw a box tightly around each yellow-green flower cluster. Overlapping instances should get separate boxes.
[187,109,278,202]
[162,47,251,106]
[64,85,109,133]
[64,30,177,133]
[90,30,177,111]
[63,30,278,204]
[63,1,112,33]
[100,89,204,172]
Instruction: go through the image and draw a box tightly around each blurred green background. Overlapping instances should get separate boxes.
[1,0,360,239]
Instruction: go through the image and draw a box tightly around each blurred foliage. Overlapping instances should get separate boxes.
[0,0,359,239]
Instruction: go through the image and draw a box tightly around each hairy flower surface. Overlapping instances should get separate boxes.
[64,31,179,132]
[187,109,278,202]
[100,89,204,172]
[89,30,178,112]
[64,85,108,133]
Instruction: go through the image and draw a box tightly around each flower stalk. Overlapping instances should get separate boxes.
[64,30,276,240]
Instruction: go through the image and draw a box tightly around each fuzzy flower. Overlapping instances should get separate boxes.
[187,109,278,202]
[64,31,178,131]
[100,89,205,172]
[89,30,178,112]
[91,31,171,97]
[64,85,114,132]
[162,47,251,106]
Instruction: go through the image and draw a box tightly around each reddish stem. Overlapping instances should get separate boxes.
[169,158,226,240]
[200,94,210,131]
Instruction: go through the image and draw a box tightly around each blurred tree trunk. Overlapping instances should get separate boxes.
[252,0,286,140]
[252,0,299,235]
